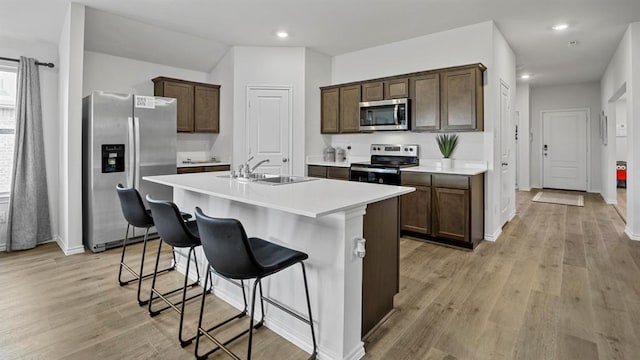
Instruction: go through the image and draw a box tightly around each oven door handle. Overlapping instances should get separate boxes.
[350,166,400,174]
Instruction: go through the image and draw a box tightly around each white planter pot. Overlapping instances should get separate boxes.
[441,158,452,170]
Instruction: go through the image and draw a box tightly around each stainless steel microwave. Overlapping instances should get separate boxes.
[359,98,410,131]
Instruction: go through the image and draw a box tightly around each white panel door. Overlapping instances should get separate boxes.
[247,87,291,175]
[542,110,588,190]
[500,82,512,225]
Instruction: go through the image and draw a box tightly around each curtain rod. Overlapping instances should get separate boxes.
[0,56,55,68]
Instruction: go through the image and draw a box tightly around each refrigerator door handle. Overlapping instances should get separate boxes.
[127,117,135,188]
[134,117,141,189]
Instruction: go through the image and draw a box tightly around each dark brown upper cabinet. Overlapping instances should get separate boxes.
[385,78,409,99]
[194,85,220,132]
[319,63,485,134]
[153,77,221,133]
[321,88,340,133]
[440,65,484,131]
[362,82,384,102]
[411,73,440,131]
[339,85,361,133]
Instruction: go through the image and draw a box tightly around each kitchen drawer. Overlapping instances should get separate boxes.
[177,167,204,174]
[401,172,431,187]
[307,165,328,178]
[432,174,470,189]
[203,165,230,172]
[327,167,349,180]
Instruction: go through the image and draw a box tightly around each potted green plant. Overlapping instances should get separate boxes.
[436,133,459,169]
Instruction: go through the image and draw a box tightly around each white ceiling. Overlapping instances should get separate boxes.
[2,0,640,85]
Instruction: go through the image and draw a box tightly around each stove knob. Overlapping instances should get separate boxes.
[379,178,384,184]
[404,148,408,152]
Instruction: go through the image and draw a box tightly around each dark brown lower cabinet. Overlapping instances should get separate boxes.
[306,165,349,180]
[177,165,230,174]
[362,197,399,338]
[400,186,431,234]
[401,172,484,249]
[432,187,469,242]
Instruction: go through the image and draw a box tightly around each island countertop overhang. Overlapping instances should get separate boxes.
[143,172,415,218]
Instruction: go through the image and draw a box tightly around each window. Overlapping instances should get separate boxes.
[0,68,17,195]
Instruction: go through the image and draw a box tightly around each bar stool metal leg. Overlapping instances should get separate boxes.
[301,262,318,359]
[118,225,176,306]
[148,242,205,347]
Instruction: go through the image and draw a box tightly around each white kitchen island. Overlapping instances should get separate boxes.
[143,172,414,360]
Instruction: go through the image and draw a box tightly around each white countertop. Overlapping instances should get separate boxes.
[401,165,487,176]
[143,172,414,218]
[177,161,231,168]
[306,160,351,168]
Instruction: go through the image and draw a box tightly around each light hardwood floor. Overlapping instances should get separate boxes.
[2,190,639,359]
[616,188,627,221]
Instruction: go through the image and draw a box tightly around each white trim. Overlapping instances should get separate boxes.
[55,236,85,255]
[0,243,4,252]
[245,85,294,176]
[508,210,516,222]
[484,227,502,242]
[539,108,591,191]
[519,187,532,191]
[625,227,640,241]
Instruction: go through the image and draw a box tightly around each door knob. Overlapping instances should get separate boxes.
[502,162,508,166]
[282,158,288,163]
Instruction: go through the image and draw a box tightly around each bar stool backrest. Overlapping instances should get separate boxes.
[195,207,262,279]
[146,196,200,248]
[116,184,154,228]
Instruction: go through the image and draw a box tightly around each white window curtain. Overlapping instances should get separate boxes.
[6,57,51,251]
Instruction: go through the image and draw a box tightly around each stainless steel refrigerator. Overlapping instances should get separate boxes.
[82,91,177,252]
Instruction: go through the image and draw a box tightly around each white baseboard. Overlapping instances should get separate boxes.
[55,236,85,255]
[0,242,5,252]
[518,187,531,192]
[508,210,516,222]
[625,227,640,241]
[484,227,502,242]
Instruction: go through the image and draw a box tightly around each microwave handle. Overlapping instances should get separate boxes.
[393,104,399,125]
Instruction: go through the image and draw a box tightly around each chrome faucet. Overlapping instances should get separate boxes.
[251,159,270,172]
[236,156,270,179]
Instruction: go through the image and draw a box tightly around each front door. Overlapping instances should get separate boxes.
[542,110,588,191]
[247,87,291,175]
[500,81,512,225]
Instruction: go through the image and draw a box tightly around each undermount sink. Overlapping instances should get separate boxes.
[254,176,317,186]
[217,173,316,185]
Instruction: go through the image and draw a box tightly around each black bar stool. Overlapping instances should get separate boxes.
[146,195,206,347]
[194,207,317,360]
[115,184,178,306]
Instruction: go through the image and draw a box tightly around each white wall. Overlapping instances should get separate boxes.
[600,22,639,240]
[529,82,602,192]
[304,49,332,159]
[489,23,517,234]
[57,3,85,255]
[515,83,531,190]
[206,49,235,163]
[329,21,516,241]
[82,51,222,155]
[231,47,307,175]
[0,37,59,251]
[616,98,628,161]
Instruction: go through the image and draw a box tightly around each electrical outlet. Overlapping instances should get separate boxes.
[0,211,6,224]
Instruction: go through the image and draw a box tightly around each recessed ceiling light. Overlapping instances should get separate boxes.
[520,74,531,80]
[276,31,289,38]
[552,24,569,31]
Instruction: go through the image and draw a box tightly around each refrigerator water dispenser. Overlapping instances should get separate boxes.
[102,144,125,173]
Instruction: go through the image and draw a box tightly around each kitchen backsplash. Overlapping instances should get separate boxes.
[329,131,488,161]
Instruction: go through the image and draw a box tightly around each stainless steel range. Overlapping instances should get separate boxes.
[349,144,419,185]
